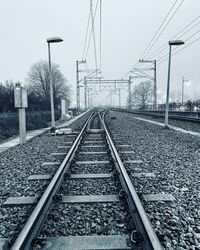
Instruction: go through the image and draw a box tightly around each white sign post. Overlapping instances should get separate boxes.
[14,83,28,145]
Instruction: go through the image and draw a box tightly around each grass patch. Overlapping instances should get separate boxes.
[0,111,61,142]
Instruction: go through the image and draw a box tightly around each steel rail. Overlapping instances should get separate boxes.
[99,112,162,250]
[111,108,200,123]
[11,111,94,250]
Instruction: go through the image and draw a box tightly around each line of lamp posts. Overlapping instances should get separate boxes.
[15,38,184,145]
[47,38,185,129]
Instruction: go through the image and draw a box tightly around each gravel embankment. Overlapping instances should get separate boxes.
[131,112,200,133]
[0,112,90,241]
[106,111,200,250]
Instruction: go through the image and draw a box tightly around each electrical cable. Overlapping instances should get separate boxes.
[85,0,99,62]
[82,9,91,60]
[147,16,200,60]
[141,0,180,59]
[157,29,200,63]
[99,0,102,91]
[157,35,200,65]
[143,0,185,59]
[121,0,182,79]
[90,0,98,71]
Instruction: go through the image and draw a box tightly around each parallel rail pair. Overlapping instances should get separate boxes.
[111,108,200,123]
[10,110,162,250]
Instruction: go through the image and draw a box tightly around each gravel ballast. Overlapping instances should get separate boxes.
[0,112,91,240]
[132,112,200,133]
[40,202,135,237]
[106,111,200,249]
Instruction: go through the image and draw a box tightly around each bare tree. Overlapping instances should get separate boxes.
[26,60,70,108]
[131,81,153,109]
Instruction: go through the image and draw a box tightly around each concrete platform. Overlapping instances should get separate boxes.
[62,195,120,203]
[43,235,131,249]
[76,160,110,165]
[69,173,112,179]
[143,194,175,202]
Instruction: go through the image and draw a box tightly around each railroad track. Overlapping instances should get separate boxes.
[111,108,200,123]
[3,110,162,250]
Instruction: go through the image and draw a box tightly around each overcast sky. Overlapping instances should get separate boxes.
[0,0,200,106]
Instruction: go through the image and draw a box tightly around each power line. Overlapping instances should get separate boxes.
[82,9,91,60]
[99,0,102,74]
[156,29,200,63]
[85,0,99,62]
[147,16,200,59]
[90,0,98,71]
[141,0,180,59]
[143,0,185,59]
[157,35,200,65]
[121,0,183,79]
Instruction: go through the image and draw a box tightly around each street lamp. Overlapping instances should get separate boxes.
[165,40,184,127]
[47,37,63,130]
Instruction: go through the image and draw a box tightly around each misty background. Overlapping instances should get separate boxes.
[0,0,199,107]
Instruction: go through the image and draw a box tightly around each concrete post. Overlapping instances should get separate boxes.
[19,108,26,144]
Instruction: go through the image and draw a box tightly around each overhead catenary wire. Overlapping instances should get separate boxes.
[143,0,185,59]
[85,0,99,62]
[99,0,102,75]
[90,0,98,72]
[157,35,200,65]
[140,0,180,59]
[121,0,183,79]
[82,9,91,60]
[147,16,200,60]
[157,29,200,63]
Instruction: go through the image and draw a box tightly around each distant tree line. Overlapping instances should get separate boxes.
[0,60,70,113]
[128,81,200,111]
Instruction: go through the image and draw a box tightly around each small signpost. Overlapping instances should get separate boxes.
[14,83,28,145]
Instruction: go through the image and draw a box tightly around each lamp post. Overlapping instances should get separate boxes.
[165,40,184,127]
[47,37,63,130]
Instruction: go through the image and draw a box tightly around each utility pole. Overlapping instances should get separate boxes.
[139,59,157,110]
[76,60,80,113]
[182,76,184,106]
[76,60,86,113]
[182,77,189,107]
[118,88,121,108]
[84,77,87,111]
[128,76,132,109]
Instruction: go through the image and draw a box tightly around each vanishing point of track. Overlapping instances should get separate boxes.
[10,110,162,250]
